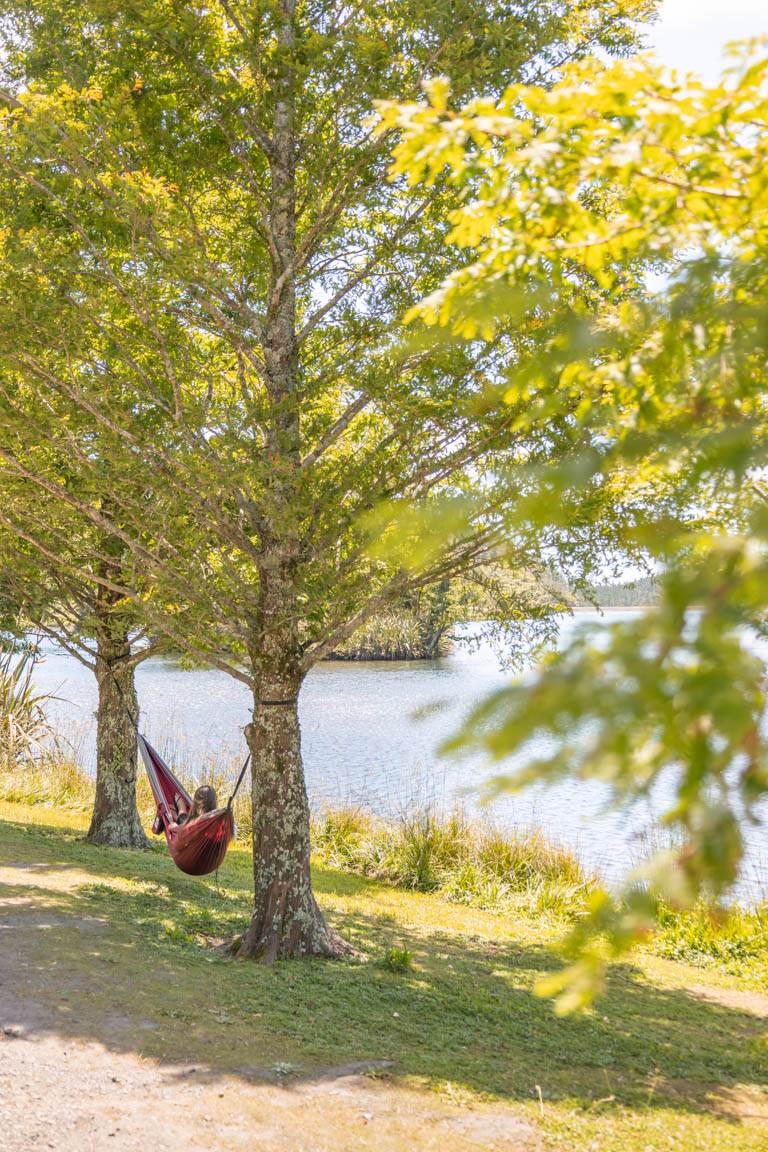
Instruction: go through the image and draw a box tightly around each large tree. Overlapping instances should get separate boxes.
[0,0,655,959]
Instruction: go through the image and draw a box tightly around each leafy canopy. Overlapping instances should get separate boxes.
[378,41,768,1010]
[0,0,657,683]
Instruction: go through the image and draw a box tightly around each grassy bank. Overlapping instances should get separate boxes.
[0,754,592,918]
[3,756,766,986]
[1,800,766,1152]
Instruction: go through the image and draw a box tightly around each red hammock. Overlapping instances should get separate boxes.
[138,734,244,876]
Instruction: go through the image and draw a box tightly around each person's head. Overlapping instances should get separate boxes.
[188,784,218,821]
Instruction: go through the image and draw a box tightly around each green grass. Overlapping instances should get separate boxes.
[6,754,767,979]
[1,801,766,1152]
[653,900,768,984]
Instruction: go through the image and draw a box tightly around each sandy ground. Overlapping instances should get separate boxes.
[0,862,539,1152]
[0,1029,539,1152]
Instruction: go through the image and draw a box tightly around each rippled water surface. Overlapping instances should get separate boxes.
[31,610,767,895]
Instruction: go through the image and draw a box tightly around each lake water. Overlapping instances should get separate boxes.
[30,610,767,898]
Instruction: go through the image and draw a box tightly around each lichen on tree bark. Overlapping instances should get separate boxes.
[86,628,146,849]
[237,697,350,961]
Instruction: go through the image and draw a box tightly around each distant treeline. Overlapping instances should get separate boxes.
[153,571,660,667]
[577,576,659,608]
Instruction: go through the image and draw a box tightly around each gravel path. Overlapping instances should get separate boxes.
[0,1026,536,1152]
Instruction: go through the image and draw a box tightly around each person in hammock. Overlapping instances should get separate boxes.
[170,784,218,828]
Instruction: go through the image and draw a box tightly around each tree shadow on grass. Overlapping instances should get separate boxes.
[0,817,766,1125]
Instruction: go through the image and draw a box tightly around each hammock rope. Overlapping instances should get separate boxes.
[227,752,251,811]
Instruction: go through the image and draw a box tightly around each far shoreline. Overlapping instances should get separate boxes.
[569,604,653,612]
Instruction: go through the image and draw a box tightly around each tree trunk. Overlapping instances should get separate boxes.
[86,632,147,848]
[236,690,350,961]
[419,579,452,659]
[235,0,348,959]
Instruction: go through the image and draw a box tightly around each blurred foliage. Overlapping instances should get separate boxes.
[378,42,768,1009]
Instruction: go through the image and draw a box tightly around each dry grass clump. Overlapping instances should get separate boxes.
[0,754,95,810]
[312,807,594,918]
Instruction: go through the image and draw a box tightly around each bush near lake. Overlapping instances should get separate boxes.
[325,569,564,661]
[327,582,457,660]
[326,605,452,660]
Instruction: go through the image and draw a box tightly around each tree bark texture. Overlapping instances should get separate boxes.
[86,630,147,848]
[234,0,349,959]
[237,694,350,961]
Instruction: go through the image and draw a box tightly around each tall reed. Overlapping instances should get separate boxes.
[312,806,594,918]
[0,645,54,769]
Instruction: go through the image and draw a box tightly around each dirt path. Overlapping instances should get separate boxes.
[0,863,538,1152]
[0,1029,537,1152]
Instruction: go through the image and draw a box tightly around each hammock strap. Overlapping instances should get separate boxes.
[107,659,252,809]
[222,698,296,807]
[227,752,251,810]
